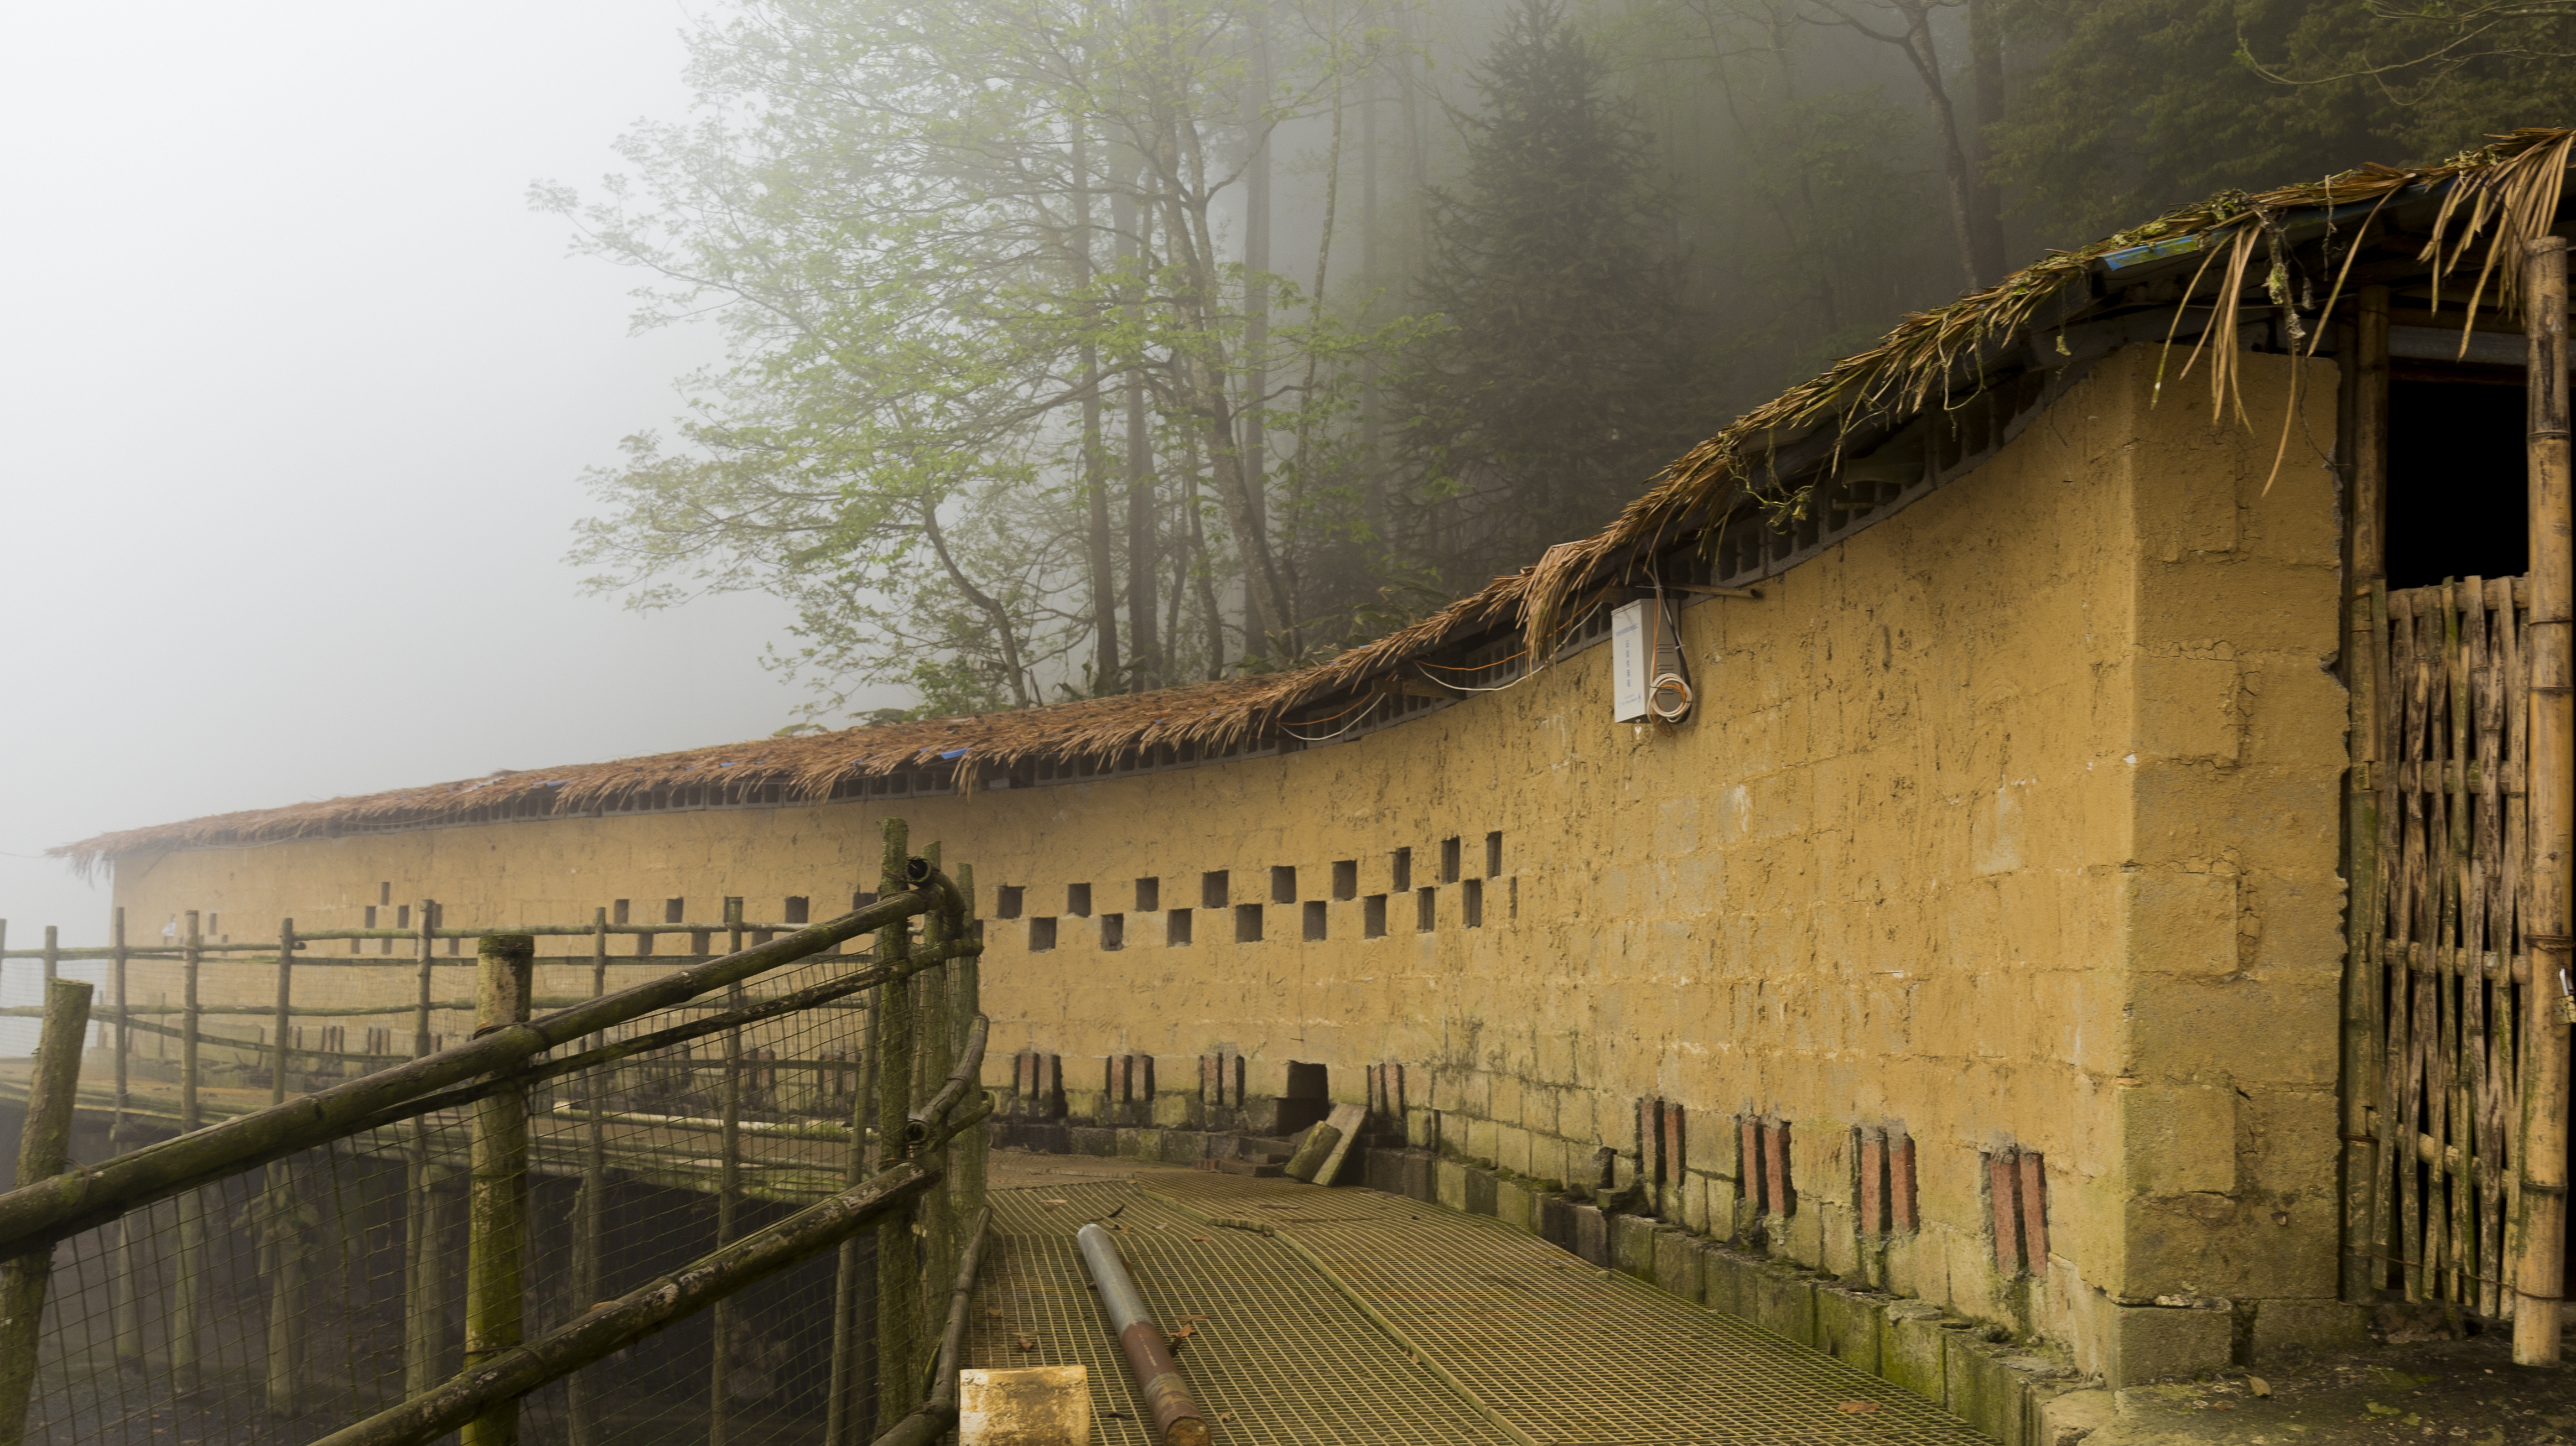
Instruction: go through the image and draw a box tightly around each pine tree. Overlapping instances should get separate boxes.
[1398,0,1707,586]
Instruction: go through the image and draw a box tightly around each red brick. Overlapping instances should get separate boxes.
[1990,1151,2022,1271]
[1859,1131,1886,1235]
[1891,1136,1918,1231]
[2018,1152,2050,1268]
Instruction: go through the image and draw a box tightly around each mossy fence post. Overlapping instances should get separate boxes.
[708,897,746,1446]
[173,912,204,1392]
[463,934,534,1446]
[262,917,302,1418]
[873,819,918,1436]
[568,906,607,1446]
[108,907,144,1370]
[826,893,883,1446]
[0,978,95,1446]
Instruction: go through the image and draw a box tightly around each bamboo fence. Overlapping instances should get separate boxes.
[0,820,989,1446]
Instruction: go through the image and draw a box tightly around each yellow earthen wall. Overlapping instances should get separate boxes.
[99,346,2345,1377]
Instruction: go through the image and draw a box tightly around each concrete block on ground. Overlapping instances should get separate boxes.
[1751,1261,1818,1347]
[1537,1195,1575,1253]
[1464,1167,1498,1217]
[1149,1093,1202,1129]
[1649,1227,1702,1303]
[1436,1159,1469,1212]
[1401,1151,1436,1203]
[1879,1302,1948,1405]
[1156,1130,1209,1164]
[2107,1301,2232,1386]
[2038,1388,2113,1446]
[1068,1126,1117,1157]
[1494,1177,1534,1233]
[1813,1284,1883,1376]
[2248,1298,2370,1361]
[1611,1214,1660,1281]
[1942,1333,2016,1445]
[1700,1242,1750,1319]
[1573,1204,1611,1267]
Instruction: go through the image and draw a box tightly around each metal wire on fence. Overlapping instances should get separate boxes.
[0,818,989,1446]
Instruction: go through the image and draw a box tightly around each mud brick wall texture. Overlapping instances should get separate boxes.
[105,348,2351,1387]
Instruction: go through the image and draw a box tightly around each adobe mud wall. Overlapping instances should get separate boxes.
[99,346,2346,1385]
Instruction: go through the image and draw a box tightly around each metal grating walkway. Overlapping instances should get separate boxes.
[966,1174,1990,1445]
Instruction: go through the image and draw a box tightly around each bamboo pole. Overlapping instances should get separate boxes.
[2344,289,2390,1302]
[710,898,745,1446]
[108,908,142,1370]
[263,914,302,1417]
[415,903,436,1059]
[568,908,606,1446]
[827,898,882,1446]
[2515,235,2572,1366]
[874,820,918,1435]
[39,928,55,987]
[954,864,985,1225]
[463,934,534,1446]
[917,846,954,1379]
[0,979,94,1446]
[173,912,202,1392]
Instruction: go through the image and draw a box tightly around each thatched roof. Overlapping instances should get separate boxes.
[59,128,2575,867]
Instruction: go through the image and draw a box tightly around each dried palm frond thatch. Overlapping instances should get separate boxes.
[59,129,2574,867]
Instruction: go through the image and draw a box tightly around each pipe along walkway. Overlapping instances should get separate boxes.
[965,1173,1989,1444]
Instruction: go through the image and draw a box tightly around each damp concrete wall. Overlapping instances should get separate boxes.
[98,345,2349,1385]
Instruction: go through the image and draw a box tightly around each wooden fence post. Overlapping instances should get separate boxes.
[827,893,882,1446]
[2343,288,2389,1304]
[173,913,203,1392]
[2516,234,2573,1365]
[0,979,95,1446]
[108,908,143,1370]
[709,898,746,1446]
[462,934,533,1446]
[38,928,54,987]
[918,846,955,1357]
[403,908,447,1398]
[873,819,917,1435]
[568,908,607,1446]
[263,917,303,1417]
[414,901,437,1060]
[955,864,984,1224]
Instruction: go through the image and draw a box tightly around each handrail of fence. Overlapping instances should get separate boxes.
[0,816,994,1446]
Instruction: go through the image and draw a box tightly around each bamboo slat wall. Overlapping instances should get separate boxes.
[2364,575,2535,1315]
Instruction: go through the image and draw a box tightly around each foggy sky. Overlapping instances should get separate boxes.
[0,4,891,945]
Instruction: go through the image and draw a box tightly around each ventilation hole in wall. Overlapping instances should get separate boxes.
[1101,913,1124,950]
[1030,917,1058,951]
[1135,876,1160,912]
[1067,883,1092,918]
[396,904,411,930]
[1303,900,1327,941]
[664,898,685,924]
[1390,847,1412,893]
[1463,878,1484,928]
[1167,908,1193,946]
[363,906,377,929]
[613,899,631,925]
[1415,887,1436,932]
[1486,830,1504,877]
[1270,866,1296,904]
[1201,870,1229,909]
[996,886,1024,920]
[1440,837,1462,883]
[380,882,392,906]
[1364,895,1387,938]
[783,897,809,924]
[854,891,877,911]
[1234,903,1263,943]
[1332,860,1358,900]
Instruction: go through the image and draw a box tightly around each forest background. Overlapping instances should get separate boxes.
[552,0,2576,721]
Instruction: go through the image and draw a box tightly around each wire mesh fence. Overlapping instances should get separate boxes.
[0,819,988,1446]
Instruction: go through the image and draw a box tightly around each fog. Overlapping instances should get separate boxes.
[0,4,875,945]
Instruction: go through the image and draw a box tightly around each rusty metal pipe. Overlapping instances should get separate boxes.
[1075,1223,1208,1446]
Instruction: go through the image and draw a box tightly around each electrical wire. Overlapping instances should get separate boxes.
[1276,690,1384,743]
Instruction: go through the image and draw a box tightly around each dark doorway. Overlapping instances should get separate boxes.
[2386,376,2530,589]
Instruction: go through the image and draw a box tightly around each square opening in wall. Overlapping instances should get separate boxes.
[1332,860,1358,900]
[1486,831,1504,877]
[784,896,809,924]
[1391,847,1412,893]
[1271,866,1296,903]
[1235,903,1264,942]
[1135,877,1160,912]
[364,906,377,929]
[1416,887,1436,932]
[1101,913,1125,950]
[1167,908,1193,946]
[613,899,631,925]
[1030,917,1058,951]
[664,898,685,924]
[380,882,392,906]
[1303,900,1327,941]
[1463,878,1484,928]
[997,886,1025,919]
[1441,836,1462,883]
[1364,895,1387,938]
[1068,883,1092,917]
[396,904,411,929]
[1202,871,1229,909]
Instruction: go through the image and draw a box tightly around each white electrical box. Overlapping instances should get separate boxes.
[1610,598,1680,721]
